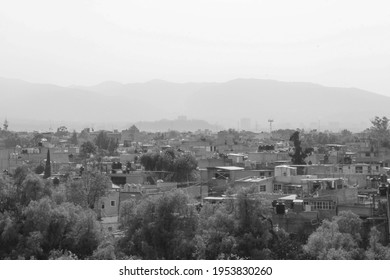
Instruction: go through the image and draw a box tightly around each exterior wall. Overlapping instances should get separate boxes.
[208,180,230,196]
[342,164,370,175]
[274,175,317,185]
[119,192,143,203]
[319,188,358,204]
[248,152,290,165]
[98,190,120,217]
[338,205,373,218]
[275,165,297,177]
[192,147,214,159]
[233,177,274,193]
[305,164,384,187]
[119,153,137,163]
[182,185,209,199]
[305,164,340,175]
[198,158,229,169]
[273,175,317,194]
[236,170,274,180]
[315,173,368,187]
[231,145,254,153]
[227,154,245,164]
[200,169,209,183]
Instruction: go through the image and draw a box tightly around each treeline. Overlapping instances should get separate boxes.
[116,189,390,260]
[0,166,113,260]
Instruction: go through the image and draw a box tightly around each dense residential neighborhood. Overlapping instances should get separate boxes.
[1,116,390,259]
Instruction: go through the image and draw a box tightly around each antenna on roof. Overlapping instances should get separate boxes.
[268,119,274,133]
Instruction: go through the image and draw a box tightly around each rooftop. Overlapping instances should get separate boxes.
[236,176,269,183]
[208,166,245,171]
[302,178,343,182]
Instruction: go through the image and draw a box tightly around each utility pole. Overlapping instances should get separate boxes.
[387,185,390,240]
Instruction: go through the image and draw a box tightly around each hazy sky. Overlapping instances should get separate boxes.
[1,0,390,95]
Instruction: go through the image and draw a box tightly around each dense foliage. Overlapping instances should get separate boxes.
[140,149,198,182]
[0,167,111,259]
[289,131,313,164]
[2,167,390,260]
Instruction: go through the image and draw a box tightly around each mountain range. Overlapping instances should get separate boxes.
[0,77,388,132]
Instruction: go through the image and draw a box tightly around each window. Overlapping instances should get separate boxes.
[310,201,334,210]
[215,172,229,180]
[324,202,329,210]
[260,185,266,192]
[110,200,116,207]
[289,185,296,193]
[356,166,363,174]
[101,203,105,209]
[273,184,282,192]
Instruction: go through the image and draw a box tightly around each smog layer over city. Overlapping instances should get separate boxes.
[1,0,390,262]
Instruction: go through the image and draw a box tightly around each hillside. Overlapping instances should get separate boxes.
[0,77,388,131]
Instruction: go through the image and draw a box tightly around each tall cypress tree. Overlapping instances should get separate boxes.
[43,149,51,179]
[289,131,313,165]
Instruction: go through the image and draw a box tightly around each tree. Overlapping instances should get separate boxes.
[4,133,21,148]
[233,189,273,259]
[172,153,198,182]
[32,133,44,146]
[80,141,97,158]
[43,149,51,179]
[119,199,138,229]
[92,239,116,260]
[19,174,51,206]
[34,165,44,175]
[369,116,390,148]
[3,119,9,131]
[95,131,110,150]
[289,131,313,165]
[70,130,78,145]
[268,229,307,260]
[139,150,198,182]
[0,168,109,260]
[303,212,364,260]
[79,128,91,141]
[195,188,274,260]
[140,152,158,171]
[65,171,111,209]
[21,198,102,259]
[0,176,18,213]
[365,227,390,260]
[334,210,362,241]
[107,138,119,155]
[117,190,198,259]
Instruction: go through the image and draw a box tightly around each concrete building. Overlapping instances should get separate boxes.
[248,152,290,166]
[234,176,274,193]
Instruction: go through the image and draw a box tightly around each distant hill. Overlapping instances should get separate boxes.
[134,118,222,132]
[0,77,388,132]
